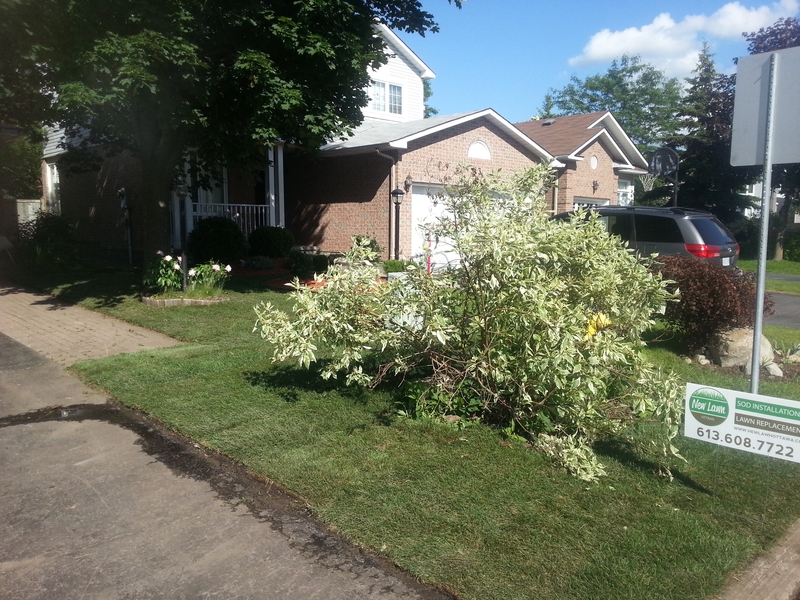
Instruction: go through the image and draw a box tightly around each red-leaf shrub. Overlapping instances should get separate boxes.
[657,256,774,351]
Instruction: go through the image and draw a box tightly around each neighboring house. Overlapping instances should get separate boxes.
[514,112,648,214]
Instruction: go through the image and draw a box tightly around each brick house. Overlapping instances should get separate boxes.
[39,25,644,264]
[514,111,648,214]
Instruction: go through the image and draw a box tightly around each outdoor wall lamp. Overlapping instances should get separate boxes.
[391,188,405,260]
[404,174,413,192]
[592,180,600,193]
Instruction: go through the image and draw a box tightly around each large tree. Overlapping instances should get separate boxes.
[744,17,800,259]
[660,44,760,223]
[538,54,682,154]
[0,0,458,262]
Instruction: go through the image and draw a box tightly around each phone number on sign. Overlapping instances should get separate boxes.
[696,427,796,458]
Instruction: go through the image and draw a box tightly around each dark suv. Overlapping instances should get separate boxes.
[553,206,740,268]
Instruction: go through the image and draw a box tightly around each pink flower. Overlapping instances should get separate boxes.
[173,263,181,271]
[177,256,182,263]
[225,265,232,273]
[188,269,196,277]
[156,250,164,256]
[212,264,220,272]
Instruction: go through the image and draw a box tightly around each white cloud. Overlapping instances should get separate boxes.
[569,0,799,76]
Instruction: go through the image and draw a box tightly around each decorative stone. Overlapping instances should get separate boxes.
[707,327,774,369]
[693,354,711,366]
[785,353,800,364]
[765,362,784,377]
[141,296,230,307]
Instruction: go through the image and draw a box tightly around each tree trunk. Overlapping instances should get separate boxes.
[130,105,184,270]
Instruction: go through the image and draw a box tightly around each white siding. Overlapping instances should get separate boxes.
[363,40,427,123]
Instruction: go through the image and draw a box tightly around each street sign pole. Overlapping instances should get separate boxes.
[750,53,778,394]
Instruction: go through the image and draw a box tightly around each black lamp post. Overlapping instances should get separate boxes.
[391,188,404,260]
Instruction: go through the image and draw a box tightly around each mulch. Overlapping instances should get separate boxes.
[229,263,325,290]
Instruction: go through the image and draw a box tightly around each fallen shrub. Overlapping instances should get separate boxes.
[254,166,682,481]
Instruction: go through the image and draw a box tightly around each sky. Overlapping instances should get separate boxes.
[396,0,799,123]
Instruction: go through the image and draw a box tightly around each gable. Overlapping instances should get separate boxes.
[362,24,435,123]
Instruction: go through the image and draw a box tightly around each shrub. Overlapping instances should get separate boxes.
[248,226,295,258]
[783,229,800,262]
[383,259,412,273]
[143,252,184,293]
[187,216,245,264]
[289,250,328,277]
[657,256,774,351]
[352,235,382,256]
[143,251,231,296]
[17,211,78,269]
[254,166,683,481]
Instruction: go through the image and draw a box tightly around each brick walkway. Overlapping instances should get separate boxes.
[0,279,179,366]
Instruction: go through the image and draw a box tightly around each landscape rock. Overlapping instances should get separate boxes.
[766,362,784,377]
[707,328,774,369]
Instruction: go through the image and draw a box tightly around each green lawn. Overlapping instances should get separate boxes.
[15,268,800,600]
[739,260,800,295]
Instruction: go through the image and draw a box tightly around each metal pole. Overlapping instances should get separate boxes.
[394,200,401,260]
[750,52,778,394]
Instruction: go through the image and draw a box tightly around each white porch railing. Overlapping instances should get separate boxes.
[192,202,271,239]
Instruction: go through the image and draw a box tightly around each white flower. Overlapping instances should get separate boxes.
[177,255,182,263]
[173,263,181,271]
[225,265,232,273]
[212,264,221,271]
[156,250,164,256]
[164,255,172,262]
[188,269,196,277]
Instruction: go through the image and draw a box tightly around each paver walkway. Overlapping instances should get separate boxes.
[0,278,179,366]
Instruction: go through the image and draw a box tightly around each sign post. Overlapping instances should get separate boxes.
[731,46,800,393]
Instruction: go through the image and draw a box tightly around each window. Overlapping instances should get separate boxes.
[468,141,491,160]
[47,163,61,215]
[389,84,402,114]
[371,81,386,112]
[370,81,402,115]
[634,215,683,243]
[617,179,634,206]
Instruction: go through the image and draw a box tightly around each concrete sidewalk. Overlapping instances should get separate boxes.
[0,281,451,600]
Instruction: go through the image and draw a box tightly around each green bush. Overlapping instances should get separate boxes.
[17,211,78,270]
[248,226,295,258]
[187,216,245,264]
[254,166,683,481]
[658,256,774,351]
[289,250,328,277]
[783,229,800,262]
[383,259,412,273]
[351,235,382,256]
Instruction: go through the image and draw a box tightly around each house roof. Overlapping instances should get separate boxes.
[514,111,647,172]
[321,109,552,161]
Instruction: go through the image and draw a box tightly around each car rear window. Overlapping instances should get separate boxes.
[691,217,736,245]
[634,215,683,243]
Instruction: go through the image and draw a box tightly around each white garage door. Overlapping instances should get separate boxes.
[411,185,459,272]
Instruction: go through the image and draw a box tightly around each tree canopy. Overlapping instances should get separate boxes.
[660,44,759,223]
[538,55,682,154]
[0,0,458,258]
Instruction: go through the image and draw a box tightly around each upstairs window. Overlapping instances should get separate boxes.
[370,81,402,115]
[389,84,402,114]
[371,81,386,111]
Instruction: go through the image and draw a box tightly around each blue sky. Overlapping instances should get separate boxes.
[397,0,799,123]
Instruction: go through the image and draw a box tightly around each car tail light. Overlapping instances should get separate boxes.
[735,243,740,256]
[685,243,721,258]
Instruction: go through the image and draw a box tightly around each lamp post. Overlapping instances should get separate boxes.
[391,188,404,260]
